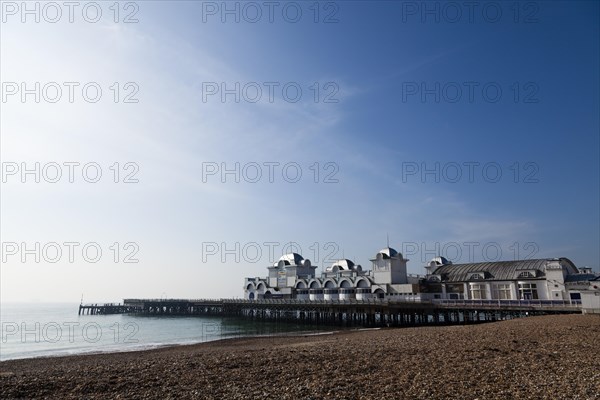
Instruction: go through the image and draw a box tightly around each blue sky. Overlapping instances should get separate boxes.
[1,1,598,302]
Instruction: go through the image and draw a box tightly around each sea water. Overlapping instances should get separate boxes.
[0,303,328,361]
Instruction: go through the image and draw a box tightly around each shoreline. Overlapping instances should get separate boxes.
[2,320,497,364]
[0,327,348,363]
[2,315,599,399]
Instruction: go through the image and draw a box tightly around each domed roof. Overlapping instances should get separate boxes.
[430,256,451,266]
[378,247,399,259]
[273,253,304,266]
[326,259,355,272]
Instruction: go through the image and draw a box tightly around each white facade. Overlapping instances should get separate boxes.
[243,247,599,307]
[565,273,600,313]
[244,248,423,300]
[424,257,598,302]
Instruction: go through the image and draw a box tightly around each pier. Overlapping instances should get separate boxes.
[79,298,582,327]
[77,303,140,315]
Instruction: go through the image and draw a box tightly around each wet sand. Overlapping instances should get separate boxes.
[1,314,599,399]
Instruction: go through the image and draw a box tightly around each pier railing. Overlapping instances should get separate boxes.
[431,299,582,309]
[119,297,582,308]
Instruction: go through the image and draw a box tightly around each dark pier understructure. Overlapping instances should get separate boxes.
[78,299,582,327]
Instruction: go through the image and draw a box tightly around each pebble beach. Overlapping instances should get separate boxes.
[1,314,599,399]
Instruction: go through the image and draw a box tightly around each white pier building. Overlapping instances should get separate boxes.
[243,246,599,308]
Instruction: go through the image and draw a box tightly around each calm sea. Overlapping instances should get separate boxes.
[0,303,329,361]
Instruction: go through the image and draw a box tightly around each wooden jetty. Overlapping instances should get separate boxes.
[78,298,582,327]
[78,303,140,315]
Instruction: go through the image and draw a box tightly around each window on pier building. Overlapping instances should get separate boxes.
[518,283,539,300]
[470,284,487,300]
[518,271,535,278]
[469,273,484,280]
[492,284,512,300]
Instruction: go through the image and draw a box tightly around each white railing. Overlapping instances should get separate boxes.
[431,299,582,308]
[121,298,583,309]
[220,298,421,306]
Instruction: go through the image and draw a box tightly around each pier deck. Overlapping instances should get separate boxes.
[78,298,582,327]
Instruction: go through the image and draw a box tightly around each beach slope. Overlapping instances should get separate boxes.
[1,314,599,399]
